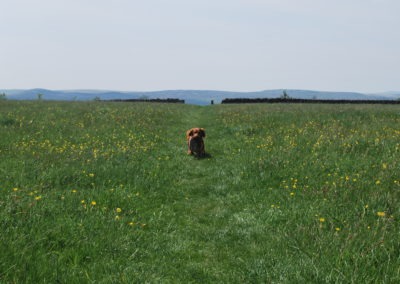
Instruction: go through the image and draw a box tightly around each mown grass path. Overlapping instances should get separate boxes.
[1,102,399,283]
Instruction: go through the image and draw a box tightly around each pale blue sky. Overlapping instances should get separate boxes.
[1,0,399,93]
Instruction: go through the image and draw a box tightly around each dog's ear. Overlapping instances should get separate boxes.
[200,128,206,138]
[186,128,194,139]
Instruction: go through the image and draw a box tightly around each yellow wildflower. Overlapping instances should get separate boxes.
[91,201,97,206]
[377,211,386,217]
[116,208,122,213]
[319,218,325,223]
[35,196,42,201]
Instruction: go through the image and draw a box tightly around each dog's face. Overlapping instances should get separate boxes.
[186,128,206,140]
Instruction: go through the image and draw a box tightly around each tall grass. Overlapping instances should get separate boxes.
[1,101,399,283]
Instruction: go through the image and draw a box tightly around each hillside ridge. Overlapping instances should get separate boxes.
[1,88,399,105]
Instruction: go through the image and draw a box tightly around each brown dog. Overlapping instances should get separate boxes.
[186,128,206,157]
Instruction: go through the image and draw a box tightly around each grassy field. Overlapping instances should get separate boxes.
[1,101,399,283]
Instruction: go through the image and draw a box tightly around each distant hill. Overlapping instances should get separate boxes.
[1,88,398,105]
[368,91,400,98]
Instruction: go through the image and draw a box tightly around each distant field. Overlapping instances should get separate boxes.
[1,101,399,283]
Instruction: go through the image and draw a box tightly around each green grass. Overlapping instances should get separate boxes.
[1,101,399,283]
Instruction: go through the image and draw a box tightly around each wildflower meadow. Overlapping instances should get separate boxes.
[1,101,399,282]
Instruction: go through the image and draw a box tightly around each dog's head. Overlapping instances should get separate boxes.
[186,128,206,140]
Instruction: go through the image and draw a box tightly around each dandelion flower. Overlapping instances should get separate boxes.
[115,215,121,220]
[116,208,122,213]
[377,211,386,217]
[88,173,95,178]
[319,218,325,223]
[335,227,341,231]
[128,222,135,226]
[290,192,295,196]
[91,201,97,206]
[375,180,381,185]
[35,196,42,201]
[12,187,19,192]
[71,189,77,193]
